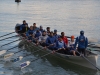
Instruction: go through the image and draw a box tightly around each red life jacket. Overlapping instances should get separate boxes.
[62,36,68,45]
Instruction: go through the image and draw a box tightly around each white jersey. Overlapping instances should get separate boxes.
[68,40,75,47]
[68,40,78,48]
[39,35,48,43]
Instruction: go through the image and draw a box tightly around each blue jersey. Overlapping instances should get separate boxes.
[26,29,34,36]
[34,31,41,39]
[54,34,60,40]
[46,36,57,46]
[20,23,28,31]
[74,35,88,49]
[46,36,57,50]
[55,40,66,49]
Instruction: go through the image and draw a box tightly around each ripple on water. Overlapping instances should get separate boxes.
[0,66,13,75]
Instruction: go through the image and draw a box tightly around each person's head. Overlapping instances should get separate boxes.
[36,29,39,32]
[50,31,54,36]
[42,30,46,36]
[71,35,74,41]
[23,20,26,24]
[30,26,33,30]
[61,32,65,37]
[80,30,84,35]
[54,29,57,34]
[40,25,43,29]
[46,27,50,31]
[33,23,36,27]
[58,36,62,41]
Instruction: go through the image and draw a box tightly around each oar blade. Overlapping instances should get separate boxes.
[19,56,23,60]
[12,56,23,62]
[0,50,6,55]
[4,53,14,59]
[20,61,30,69]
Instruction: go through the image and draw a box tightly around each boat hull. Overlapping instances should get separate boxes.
[19,40,98,70]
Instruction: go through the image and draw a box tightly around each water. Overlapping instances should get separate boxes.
[0,0,100,75]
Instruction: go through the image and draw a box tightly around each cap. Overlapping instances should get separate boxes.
[40,25,43,28]
[71,35,74,39]
[80,30,84,35]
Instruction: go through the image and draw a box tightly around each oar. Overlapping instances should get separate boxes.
[0,35,17,41]
[3,41,34,59]
[20,49,60,69]
[0,39,21,47]
[0,37,26,56]
[87,48,100,52]
[0,45,18,56]
[4,49,24,59]
[0,32,15,38]
[0,39,27,56]
[88,46,100,48]
[77,51,100,71]
[11,48,44,62]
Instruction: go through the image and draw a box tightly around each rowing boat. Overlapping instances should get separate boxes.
[18,39,99,70]
[15,24,99,70]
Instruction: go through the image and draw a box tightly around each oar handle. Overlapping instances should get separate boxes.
[0,32,15,38]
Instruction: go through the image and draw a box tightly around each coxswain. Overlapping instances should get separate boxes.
[69,35,77,56]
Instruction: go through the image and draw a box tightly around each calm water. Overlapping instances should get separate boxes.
[0,0,100,75]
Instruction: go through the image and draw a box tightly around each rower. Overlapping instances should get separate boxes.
[61,32,68,46]
[53,29,59,40]
[39,25,44,33]
[74,30,88,56]
[46,31,57,50]
[37,30,48,46]
[69,35,77,56]
[33,23,39,31]
[23,24,29,33]
[33,30,42,43]
[46,27,50,36]
[20,20,28,33]
[26,26,34,41]
[55,36,67,54]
